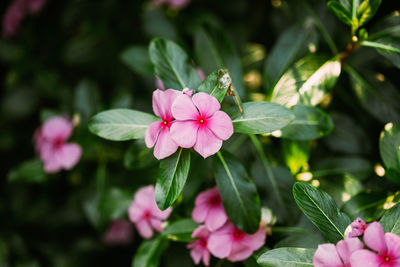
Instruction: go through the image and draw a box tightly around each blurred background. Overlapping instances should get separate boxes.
[1,0,400,266]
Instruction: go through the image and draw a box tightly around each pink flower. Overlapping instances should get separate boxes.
[145,89,181,160]
[152,0,191,9]
[128,185,172,239]
[26,0,46,14]
[207,222,266,262]
[170,92,233,158]
[350,222,400,267]
[313,238,364,267]
[187,225,212,266]
[102,219,134,246]
[34,116,82,173]
[192,187,228,231]
[348,217,367,238]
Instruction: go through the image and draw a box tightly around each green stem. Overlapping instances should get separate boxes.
[360,41,400,54]
[249,135,285,212]
[306,4,338,54]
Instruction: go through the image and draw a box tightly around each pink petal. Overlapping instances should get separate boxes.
[191,225,211,239]
[205,206,228,231]
[241,227,266,251]
[202,249,210,266]
[153,128,179,160]
[336,238,364,266]
[193,126,222,158]
[133,186,155,207]
[41,117,73,142]
[227,242,254,262]
[192,92,221,118]
[192,203,209,224]
[195,187,219,206]
[385,233,400,258]
[26,0,46,14]
[364,222,387,255]
[151,205,172,221]
[145,121,163,148]
[128,202,144,223]
[150,218,163,232]
[350,249,383,267]
[136,219,154,239]
[313,244,343,267]
[170,120,198,148]
[196,68,206,81]
[207,232,232,259]
[207,111,233,141]
[190,245,203,265]
[58,143,82,170]
[155,77,165,90]
[43,155,62,174]
[171,94,199,120]
[182,88,194,97]
[152,89,180,120]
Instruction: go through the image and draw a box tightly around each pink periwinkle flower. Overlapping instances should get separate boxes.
[348,217,367,238]
[170,92,233,158]
[128,185,172,239]
[26,0,46,14]
[350,222,400,267]
[34,116,82,174]
[102,219,134,246]
[313,237,364,267]
[207,222,266,262]
[187,225,212,266]
[192,187,228,231]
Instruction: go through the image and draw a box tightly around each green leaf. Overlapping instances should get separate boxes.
[8,159,47,183]
[342,192,386,221]
[120,45,154,76]
[278,105,334,140]
[124,141,157,170]
[379,123,400,184]
[327,1,353,26]
[213,150,261,233]
[361,40,400,54]
[293,182,351,243]
[380,202,400,235]
[161,218,198,242]
[98,187,133,221]
[346,66,400,124]
[196,69,231,103]
[149,38,201,90]
[283,140,311,174]
[271,55,341,107]
[230,102,294,134]
[274,233,324,249]
[357,0,382,27]
[74,79,100,123]
[88,109,159,141]
[155,148,191,210]
[263,23,317,91]
[142,7,178,41]
[257,247,315,267]
[193,24,245,98]
[132,236,169,267]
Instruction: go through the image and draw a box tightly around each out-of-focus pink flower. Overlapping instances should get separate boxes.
[192,187,228,231]
[103,219,134,246]
[170,92,233,158]
[207,222,266,262]
[145,89,181,160]
[152,0,190,9]
[348,217,367,238]
[350,222,400,267]
[187,225,211,266]
[313,238,364,267]
[34,116,82,173]
[2,0,46,38]
[128,185,172,239]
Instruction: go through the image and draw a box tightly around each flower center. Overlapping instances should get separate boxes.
[209,196,221,206]
[143,210,152,220]
[198,237,207,248]
[199,119,204,124]
[232,229,244,241]
[384,256,391,262]
[163,121,168,125]
[53,137,64,148]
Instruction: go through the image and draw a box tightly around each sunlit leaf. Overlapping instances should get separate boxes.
[257,247,315,267]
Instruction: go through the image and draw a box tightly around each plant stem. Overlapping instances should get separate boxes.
[249,135,285,214]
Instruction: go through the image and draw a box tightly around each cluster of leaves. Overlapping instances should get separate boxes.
[1,0,400,266]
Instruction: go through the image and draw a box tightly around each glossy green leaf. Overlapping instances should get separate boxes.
[274,233,324,249]
[380,202,400,235]
[213,151,261,233]
[132,236,169,267]
[155,148,191,210]
[293,182,351,243]
[327,1,352,26]
[230,102,294,134]
[149,38,201,90]
[264,23,317,91]
[196,69,231,103]
[194,24,245,98]
[271,55,341,107]
[8,159,47,183]
[161,218,198,242]
[120,45,154,76]
[257,247,315,267]
[88,109,159,141]
[379,123,400,184]
[278,105,334,140]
